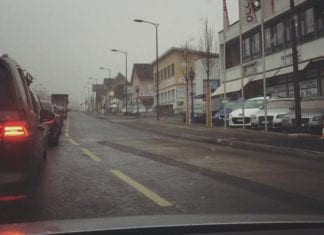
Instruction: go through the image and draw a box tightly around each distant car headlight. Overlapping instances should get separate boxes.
[312,116,324,122]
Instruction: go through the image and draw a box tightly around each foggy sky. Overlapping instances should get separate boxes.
[0,0,238,106]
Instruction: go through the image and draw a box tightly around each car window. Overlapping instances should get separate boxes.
[41,101,53,112]
[244,99,264,109]
[17,68,33,109]
[0,64,15,109]
[224,101,241,110]
[30,92,39,114]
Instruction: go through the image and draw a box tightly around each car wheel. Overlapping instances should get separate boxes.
[23,160,42,215]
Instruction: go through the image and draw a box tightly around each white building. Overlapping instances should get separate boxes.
[214,0,324,100]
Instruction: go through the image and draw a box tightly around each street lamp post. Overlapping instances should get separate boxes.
[100,67,112,113]
[136,87,140,118]
[99,67,112,78]
[111,49,128,115]
[134,19,160,121]
[189,68,195,123]
[83,84,90,112]
[89,77,98,112]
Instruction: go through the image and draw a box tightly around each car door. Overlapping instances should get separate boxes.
[16,68,43,162]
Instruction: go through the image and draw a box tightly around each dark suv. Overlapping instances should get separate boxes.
[0,55,54,205]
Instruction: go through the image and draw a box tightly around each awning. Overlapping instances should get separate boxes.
[276,61,309,77]
[212,75,254,97]
[252,69,280,81]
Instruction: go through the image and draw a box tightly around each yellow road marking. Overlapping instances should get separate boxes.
[110,169,172,207]
[81,148,101,162]
[68,138,79,146]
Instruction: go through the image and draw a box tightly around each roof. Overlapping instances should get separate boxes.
[130,64,153,84]
[151,47,219,65]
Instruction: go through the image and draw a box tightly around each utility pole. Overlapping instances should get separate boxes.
[189,68,195,123]
[290,0,302,130]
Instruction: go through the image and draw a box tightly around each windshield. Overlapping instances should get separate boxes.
[267,100,294,109]
[1,0,324,232]
[223,101,241,110]
[244,99,264,109]
[41,101,53,112]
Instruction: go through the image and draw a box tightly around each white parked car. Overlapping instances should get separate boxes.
[282,96,324,134]
[228,97,268,127]
[251,97,294,129]
[131,105,147,116]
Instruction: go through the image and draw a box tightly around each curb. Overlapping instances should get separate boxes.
[95,114,324,161]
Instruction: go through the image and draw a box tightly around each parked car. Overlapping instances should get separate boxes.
[57,105,67,120]
[282,96,324,134]
[131,105,147,117]
[183,99,206,124]
[213,100,241,126]
[251,97,295,129]
[0,54,55,205]
[54,105,64,131]
[41,100,61,146]
[228,97,268,127]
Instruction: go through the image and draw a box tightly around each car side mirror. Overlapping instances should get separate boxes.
[40,109,55,123]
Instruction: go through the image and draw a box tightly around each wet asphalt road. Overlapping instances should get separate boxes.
[1,111,324,225]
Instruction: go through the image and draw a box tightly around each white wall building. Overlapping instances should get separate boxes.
[214,0,324,100]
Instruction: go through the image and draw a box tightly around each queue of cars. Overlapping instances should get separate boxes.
[0,54,64,207]
[213,96,324,134]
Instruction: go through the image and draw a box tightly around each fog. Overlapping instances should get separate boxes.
[0,0,238,107]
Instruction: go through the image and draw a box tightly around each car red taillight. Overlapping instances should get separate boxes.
[0,194,26,202]
[0,121,29,142]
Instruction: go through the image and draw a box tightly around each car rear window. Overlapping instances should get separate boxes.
[0,64,15,109]
[41,101,53,112]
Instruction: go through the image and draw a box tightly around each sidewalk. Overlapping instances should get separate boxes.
[96,113,324,160]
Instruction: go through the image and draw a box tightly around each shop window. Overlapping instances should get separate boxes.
[299,8,315,41]
[315,4,324,35]
[277,22,285,47]
[242,37,251,61]
[251,32,261,58]
[171,64,175,76]
[225,37,240,69]
[284,19,291,45]
[264,27,272,53]
[272,22,285,50]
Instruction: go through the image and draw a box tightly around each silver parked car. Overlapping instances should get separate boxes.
[251,98,294,129]
[281,96,324,134]
[228,97,268,127]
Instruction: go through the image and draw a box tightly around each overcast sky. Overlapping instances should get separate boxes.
[0,0,238,106]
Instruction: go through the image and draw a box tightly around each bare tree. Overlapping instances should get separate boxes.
[179,42,196,126]
[199,19,217,128]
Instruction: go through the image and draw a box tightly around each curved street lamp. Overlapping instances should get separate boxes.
[100,67,112,78]
[134,19,160,121]
[111,49,128,115]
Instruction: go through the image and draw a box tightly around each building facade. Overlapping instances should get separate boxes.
[129,64,154,111]
[215,0,324,100]
[152,47,219,114]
